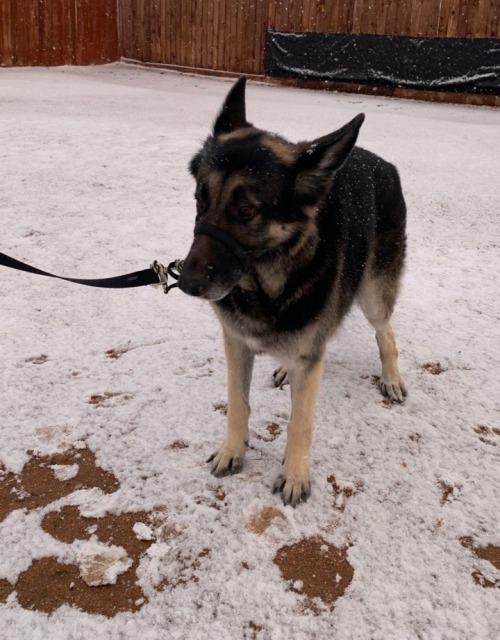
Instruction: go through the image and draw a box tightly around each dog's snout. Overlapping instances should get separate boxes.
[178,271,211,297]
[178,232,244,300]
[178,256,214,297]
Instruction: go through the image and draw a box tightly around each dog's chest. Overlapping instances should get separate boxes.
[213,290,273,338]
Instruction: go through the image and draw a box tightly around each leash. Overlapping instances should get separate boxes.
[0,222,252,295]
[0,251,184,294]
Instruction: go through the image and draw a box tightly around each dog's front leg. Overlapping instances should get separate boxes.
[273,353,325,506]
[208,330,254,477]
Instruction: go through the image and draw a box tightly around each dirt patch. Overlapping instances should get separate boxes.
[0,447,184,617]
[106,346,131,360]
[24,354,49,365]
[0,578,14,603]
[213,402,228,415]
[42,506,151,553]
[474,425,500,446]
[247,506,286,535]
[88,392,132,406]
[327,475,363,512]
[194,485,227,510]
[422,362,447,375]
[460,537,500,588]
[439,481,453,504]
[255,422,282,442]
[243,621,264,639]
[274,537,354,608]
[14,505,158,615]
[15,556,146,616]
[438,480,461,505]
[0,448,119,522]
[461,537,500,570]
[159,548,212,590]
[170,440,189,450]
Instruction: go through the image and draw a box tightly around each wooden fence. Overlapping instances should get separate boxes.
[120,0,500,75]
[2,1,499,71]
[0,0,119,66]
[1,1,499,104]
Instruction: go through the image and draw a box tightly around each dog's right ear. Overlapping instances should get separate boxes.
[213,77,250,136]
[295,114,365,202]
[189,149,204,178]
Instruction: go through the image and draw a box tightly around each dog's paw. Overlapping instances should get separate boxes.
[272,472,311,507]
[207,443,247,477]
[379,377,407,403]
[273,366,289,389]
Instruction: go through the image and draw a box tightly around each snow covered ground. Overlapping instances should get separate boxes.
[0,64,499,640]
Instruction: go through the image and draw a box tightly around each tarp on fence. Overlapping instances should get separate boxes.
[264,32,500,94]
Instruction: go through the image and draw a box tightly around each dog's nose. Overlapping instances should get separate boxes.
[178,272,209,297]
[177,252,214,297]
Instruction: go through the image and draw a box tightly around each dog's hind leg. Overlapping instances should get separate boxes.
[357,274,407,403]
[273,352,325,506]
[208,331,254,476]
[273,366,289,389]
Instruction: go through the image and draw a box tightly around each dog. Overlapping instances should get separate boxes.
[178,77,407,506]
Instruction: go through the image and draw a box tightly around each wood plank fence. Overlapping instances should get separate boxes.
[0,0,119,66]
[2,1,499,71]
[1,1,499,104]
[120,0,500,75]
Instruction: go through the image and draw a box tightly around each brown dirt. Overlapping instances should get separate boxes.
[0,578,14,603]
[327,475,363,512]
[474,425,500,446]
[247,506,286,535]
[244,621,264,639]
[42,505,151,555]
[25,354,49,365]
[194,485,227,510]
[0,447,176,616]
[88,392,132,406]
[255,422,282,442]
[169,440,189,449]
[213,402,228,415]
[0,448,119,522]
[460,537,500,588]
[106,346,131,360]
[15,557,146,616]
[422,362,447,375]
[439,480,457,505]
[274,536,354,608]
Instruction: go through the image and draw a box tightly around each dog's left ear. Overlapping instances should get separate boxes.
[189,149,204,177]
[295,113,365,201]
[213,76,250,136]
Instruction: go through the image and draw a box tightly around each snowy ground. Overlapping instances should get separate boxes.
[0,64,499,640]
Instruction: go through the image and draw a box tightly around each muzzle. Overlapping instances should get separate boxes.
[193,222,252,272]
[178,222,252,299]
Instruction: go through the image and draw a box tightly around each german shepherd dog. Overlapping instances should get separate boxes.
[178,78,407,506]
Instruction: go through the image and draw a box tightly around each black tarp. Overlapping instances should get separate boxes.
[265,32,500,94]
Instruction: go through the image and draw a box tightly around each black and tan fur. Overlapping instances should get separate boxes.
[178,78,407,506]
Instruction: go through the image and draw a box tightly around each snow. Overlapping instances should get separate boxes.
[1,63,499,639]
[77,541,132,587]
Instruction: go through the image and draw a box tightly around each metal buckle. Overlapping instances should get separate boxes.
[150,260,170,294]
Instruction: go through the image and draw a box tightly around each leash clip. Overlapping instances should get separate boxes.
[151,260,170,294]
[151,259,184,294]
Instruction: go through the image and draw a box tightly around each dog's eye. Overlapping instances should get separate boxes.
[237,204,257,219]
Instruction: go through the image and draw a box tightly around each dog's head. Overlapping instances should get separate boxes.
[178,77,365,300]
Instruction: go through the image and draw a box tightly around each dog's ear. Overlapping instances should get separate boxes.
[189,149,204,178]
[213,76,250,136]
[295,114,365,202]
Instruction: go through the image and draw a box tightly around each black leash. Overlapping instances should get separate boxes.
[0,222,252,296]
[0,251,183,294]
